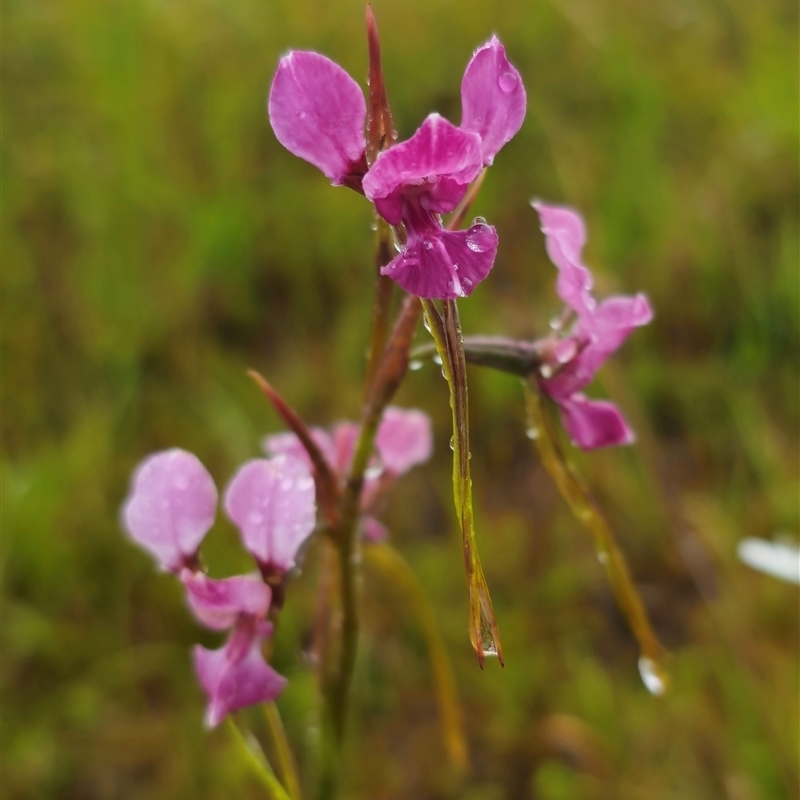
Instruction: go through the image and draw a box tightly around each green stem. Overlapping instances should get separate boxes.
[524,382,667,688]
[364,543,468,774]
[227,717,293,800]
[264,703,303,800]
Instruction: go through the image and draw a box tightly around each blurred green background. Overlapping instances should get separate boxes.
[4,0,798,797]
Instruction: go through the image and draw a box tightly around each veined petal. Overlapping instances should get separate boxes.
[194,620,287,728]
[559,395,635,449]
[224,456,317,572]
[122,449,217,572]
[181,570,272,630]
[269,51,367,186]
[532,201,595,319]
[376,407,433,475]
[461,36,526,165]
[363,114,483,216]
[380,221,498,299]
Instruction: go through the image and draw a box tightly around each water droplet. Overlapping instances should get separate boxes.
[549,314,564,331]
[449,435,455,451]
[463,277,473,288]
[297,110,307,120]
[423,240,434,251]
[498,72,518,93]
[472,216,487,227]
[409,359,424,371]
[525,426,539,440]
[364,464,383,480]
[540,364,554,379]
[452,262,459,271]
[432,353,443,365]
[597,551,609,565]
[638,657,667,696]
[370,220,378,232]
[423,315,432,333]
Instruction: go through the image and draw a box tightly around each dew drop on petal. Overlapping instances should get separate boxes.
[472,216,487,227]
[423,240,434,251]
[498,72,518,93]
[638,657,668,696]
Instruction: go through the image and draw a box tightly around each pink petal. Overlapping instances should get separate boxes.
[363,114,483,220]
[591,293,653,335]
[559,395,635,449]
[362,516,389,542]
[122,449,218,572]
[548,293,654,396]
[263,428,336,471]
[181,570,272,630]
[532,201,595,320]
[268,51,367,186]
[224,456,317,572]
[460,36,526,165]
[381,221,498,299]
[376,407,433,475]
[193,620,287,728]
[331,422,360,474]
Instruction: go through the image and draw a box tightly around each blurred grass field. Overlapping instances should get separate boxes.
[3,0,798,797]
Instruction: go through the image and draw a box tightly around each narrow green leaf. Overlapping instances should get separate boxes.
[421,298,503,668]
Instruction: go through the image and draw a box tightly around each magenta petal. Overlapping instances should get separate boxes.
[381,222,497,299]
[376,407,433,475]
[559,395,635,449]
[224,456,317,572]
[363,114,483,216]
[460,36,526,165]
[193,621,287,728]
[268,51,366,185]
[181,570,272,630]
[532,201,595,319]
[122,449,218,572]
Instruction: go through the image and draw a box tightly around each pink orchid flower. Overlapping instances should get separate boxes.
[122,448,318,725]
[268,37,525,299]
[532,202,653,449]
[264,406,433,541]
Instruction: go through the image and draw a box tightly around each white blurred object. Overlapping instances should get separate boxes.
[737,537,800,585]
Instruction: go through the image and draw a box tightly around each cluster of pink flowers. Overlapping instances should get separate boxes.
[269,37,526,300]
[121,408,432,726]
